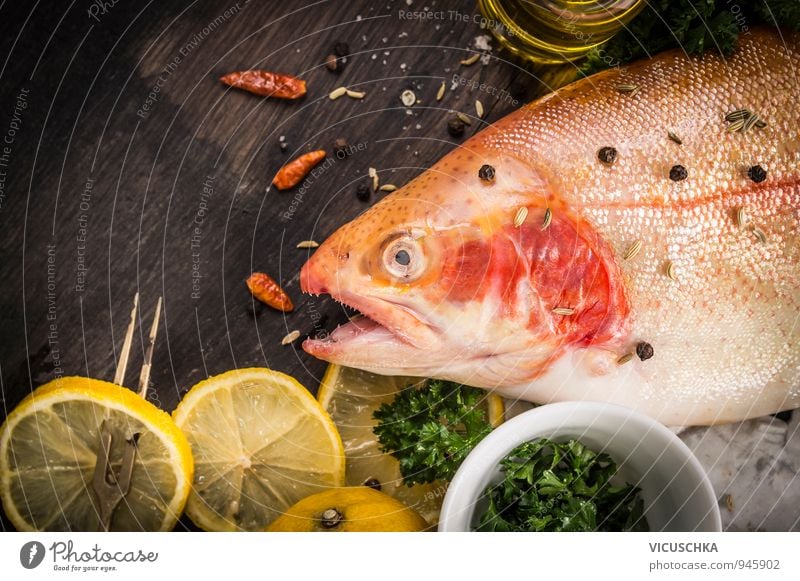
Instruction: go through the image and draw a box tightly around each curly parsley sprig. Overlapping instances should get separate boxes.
[372,379,493,486]
[582,0,800,75]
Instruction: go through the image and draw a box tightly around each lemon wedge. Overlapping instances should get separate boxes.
[0,377,193,531]
[173,367,344,531]
[317,364,504,526]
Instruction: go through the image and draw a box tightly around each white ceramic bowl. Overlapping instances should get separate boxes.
[439,401,721,532]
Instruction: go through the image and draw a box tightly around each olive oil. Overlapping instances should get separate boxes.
[477,0,647,64]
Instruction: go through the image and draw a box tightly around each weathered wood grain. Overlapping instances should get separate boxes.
[0,0,571,530]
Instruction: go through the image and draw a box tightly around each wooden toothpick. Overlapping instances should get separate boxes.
[137,297,162,399]
[114,292,139,386]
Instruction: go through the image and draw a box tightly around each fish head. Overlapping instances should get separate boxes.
[301,149,629,387]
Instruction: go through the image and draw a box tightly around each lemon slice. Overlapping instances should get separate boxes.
[317,364,504,526]
[0,377,193,531]
[173,367,344,531]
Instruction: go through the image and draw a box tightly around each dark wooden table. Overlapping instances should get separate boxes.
[0,0,575,530]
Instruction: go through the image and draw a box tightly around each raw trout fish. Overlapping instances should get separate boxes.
[301,29,800,426]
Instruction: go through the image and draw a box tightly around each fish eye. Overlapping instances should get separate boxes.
[382,236,425,281]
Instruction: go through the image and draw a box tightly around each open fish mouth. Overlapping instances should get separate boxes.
[300,263,440,362]
[302,290,439,357]
[304,314,398,355]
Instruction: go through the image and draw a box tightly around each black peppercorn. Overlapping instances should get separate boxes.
[325,54,339,72]
[669,165,688,181]
[333,42,350,57]
[636,341,654,361]
[447,117,465,138]
[478,164,495,181]
[747,164,767,183]
[597,146,617,164]
[356,183,371,202]
[363,478,382,491]
[333,138,349,157]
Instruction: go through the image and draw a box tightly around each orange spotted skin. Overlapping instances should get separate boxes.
[301,28,800,426]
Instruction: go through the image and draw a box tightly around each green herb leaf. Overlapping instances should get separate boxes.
[372,379,493,486]
[477,438,650,532]
[582,1,798,75]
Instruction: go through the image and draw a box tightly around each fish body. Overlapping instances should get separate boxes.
[301,28,800,426]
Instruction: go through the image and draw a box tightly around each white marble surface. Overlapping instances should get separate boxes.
[680,413,799,531]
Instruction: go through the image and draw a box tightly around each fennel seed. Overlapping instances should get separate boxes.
[369,167,379,191]
[617,353,634,365]
[616,83,640,96]
[281,330,301,345]
[725,109,750,122]
[752,226,767,244]
[514,207,528,227]
[379,184,397,192]
[296,240,319,249]
[542,207,552,230]
[735,206,746,229]
[456,111,472,126]
[725,109,766,133]
[436,81,446,101]
[726,118,746,133]
[346,89,366,99]
[460,53,480,66]
[623,239,642,260]
[475,100,484,118]
[328,86,347,100]
[667,131,682,145]
[743,114,760,131]
[665,260,676,280]
[552,307,575,316]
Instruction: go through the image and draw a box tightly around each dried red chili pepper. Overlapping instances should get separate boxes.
[272,150,326,190]
[220,70,306,99]
[246,272,294,312]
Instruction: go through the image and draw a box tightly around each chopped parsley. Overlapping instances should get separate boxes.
[477,438,649,532]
